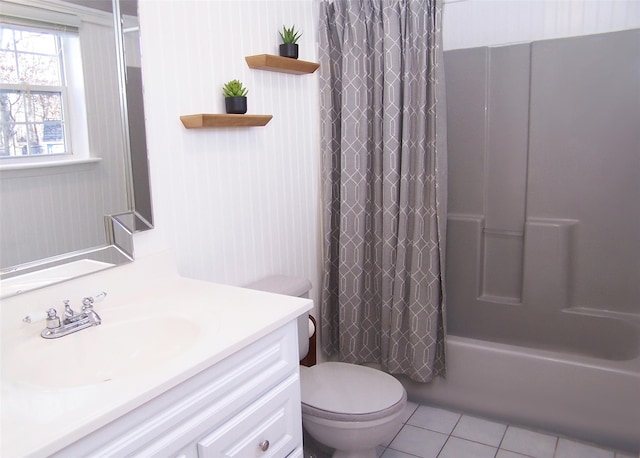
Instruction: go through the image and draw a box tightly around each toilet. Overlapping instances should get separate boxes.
[246,276,407,458]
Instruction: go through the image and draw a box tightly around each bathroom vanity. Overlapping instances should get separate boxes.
[0,253,312,457]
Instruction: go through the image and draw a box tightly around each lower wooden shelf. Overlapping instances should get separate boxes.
[180,114,273,128]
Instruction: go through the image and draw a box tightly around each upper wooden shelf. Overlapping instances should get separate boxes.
[180,114,273,128]
[245,54,320,75]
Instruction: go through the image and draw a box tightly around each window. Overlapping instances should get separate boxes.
[0,24,73,157]
[0,3,91,168]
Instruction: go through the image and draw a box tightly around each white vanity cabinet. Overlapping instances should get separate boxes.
[52,320,303,458]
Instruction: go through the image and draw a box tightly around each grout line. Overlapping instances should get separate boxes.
[436,434,454,458]
[552,435,560,458]
[495,423,508,452]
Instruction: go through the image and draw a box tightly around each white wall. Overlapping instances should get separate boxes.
[135,0,321,305]
[443,0,640,50]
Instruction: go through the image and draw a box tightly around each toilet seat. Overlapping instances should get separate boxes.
[300,362,407,422]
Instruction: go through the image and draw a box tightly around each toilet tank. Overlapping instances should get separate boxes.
[244,276,312,360]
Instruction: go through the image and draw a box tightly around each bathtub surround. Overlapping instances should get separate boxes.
[318,0,448,382]
[444,28,640,342]
[402,28,640,452]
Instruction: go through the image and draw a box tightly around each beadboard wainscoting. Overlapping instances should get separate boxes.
[136,0,322,306]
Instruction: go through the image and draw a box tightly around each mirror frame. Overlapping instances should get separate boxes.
[0,0,152,298]
[113,0,153,234]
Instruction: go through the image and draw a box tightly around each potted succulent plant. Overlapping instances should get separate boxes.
[223,79,248,114]
[279,25,302,59]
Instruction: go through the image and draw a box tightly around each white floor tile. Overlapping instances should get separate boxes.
[500,426,558,458]
[555,438,615,458]
[438,437,497,458]
[388,424,448,458]
[406,405,461,434]
[381,448,421,458]
[401,401,420,423]
[496,450,532,458]
[451,414,507,447]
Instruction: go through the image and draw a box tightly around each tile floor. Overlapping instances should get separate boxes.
[304,402,638,458]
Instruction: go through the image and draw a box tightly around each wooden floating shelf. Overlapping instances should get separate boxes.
[180,114,273,128]
[245,54,320,75]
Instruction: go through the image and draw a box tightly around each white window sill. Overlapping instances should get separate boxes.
[0,157,102,177]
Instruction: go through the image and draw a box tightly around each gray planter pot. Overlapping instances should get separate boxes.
[279,43,299,59]
[225,96,247,114]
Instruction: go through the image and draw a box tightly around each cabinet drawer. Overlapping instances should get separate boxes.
[197,373,301,457]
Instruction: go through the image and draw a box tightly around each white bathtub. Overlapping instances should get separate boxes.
[400,329,640,453]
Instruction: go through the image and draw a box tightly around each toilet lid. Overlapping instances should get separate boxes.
[300,362,406,418]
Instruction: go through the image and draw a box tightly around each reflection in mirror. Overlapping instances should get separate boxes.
[0,0,152,298]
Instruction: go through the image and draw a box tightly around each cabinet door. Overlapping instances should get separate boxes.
[197,374,301,457]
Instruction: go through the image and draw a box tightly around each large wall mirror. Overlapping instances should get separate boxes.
[0,0,152,298]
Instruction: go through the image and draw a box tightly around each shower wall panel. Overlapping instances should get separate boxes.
[481,44,530,303]
[445,29,640,326]
[527,30,640,313]
[445,47,487,217]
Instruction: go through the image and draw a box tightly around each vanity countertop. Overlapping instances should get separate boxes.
[0,253,312,458]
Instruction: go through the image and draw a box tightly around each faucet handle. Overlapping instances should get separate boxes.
[82,291,107,308]
[23,308,59,323]
[81,299,102,325]
[81,302,94,312]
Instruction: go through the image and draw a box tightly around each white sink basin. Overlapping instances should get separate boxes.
[2,316,201,389]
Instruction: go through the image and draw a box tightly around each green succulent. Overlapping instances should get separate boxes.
[279,25,302,44]
[222,79,248,98]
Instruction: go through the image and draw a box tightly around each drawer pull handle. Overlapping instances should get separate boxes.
[259,439,270,451]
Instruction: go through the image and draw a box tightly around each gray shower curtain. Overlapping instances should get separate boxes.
[318,0,447,382]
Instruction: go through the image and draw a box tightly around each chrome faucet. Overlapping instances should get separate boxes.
[24,292,106,339]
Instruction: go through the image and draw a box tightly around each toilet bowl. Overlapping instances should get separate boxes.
[301,361,407,458]
[246,276,407,458]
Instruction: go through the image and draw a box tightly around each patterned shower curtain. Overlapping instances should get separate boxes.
[318,0,447,382]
